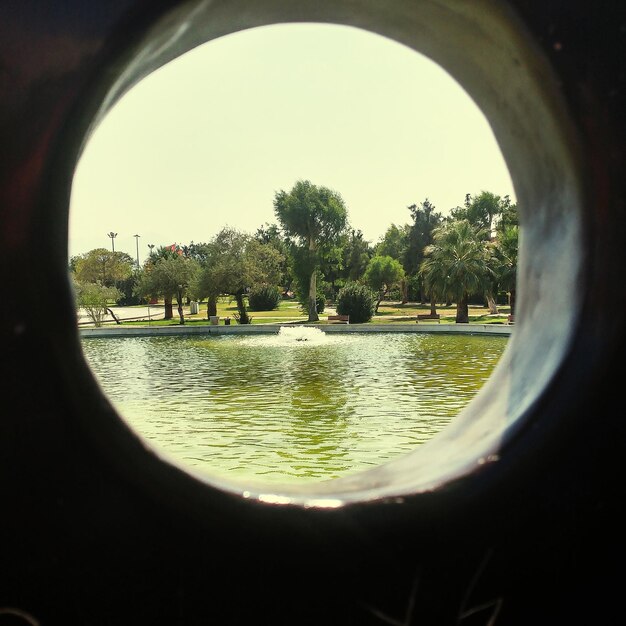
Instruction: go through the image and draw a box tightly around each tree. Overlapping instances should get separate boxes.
[180,241,212,264]
[73,279,121,327]
[254,223,293,295]
[451,191,518,238]
[496,194,518,231]
[341,229,373,283]
[288,245,327,315]
[375,223,411,303]
[274,180,348,321]
[450,191,518,312]
[375,223,409,261]
[404,199,442,303]
[71,248,134,288]
[142,244,187,319]
[135,252,199,324]
[419,219,492,323]
[493,224,519,315]
[193,228,284,324]
[363,255,405,313]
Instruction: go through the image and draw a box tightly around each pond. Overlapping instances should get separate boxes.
[80,327,508,485]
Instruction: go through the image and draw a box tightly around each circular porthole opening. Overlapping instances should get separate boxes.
[66,1,583,503]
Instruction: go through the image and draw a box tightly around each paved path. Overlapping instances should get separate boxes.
[77,305,166,325]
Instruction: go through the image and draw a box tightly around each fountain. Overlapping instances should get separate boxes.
[237,325,333,348]
[276,326,328,343]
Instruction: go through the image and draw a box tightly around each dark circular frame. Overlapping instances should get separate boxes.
[54,0,585,506]
[4,0,626,623]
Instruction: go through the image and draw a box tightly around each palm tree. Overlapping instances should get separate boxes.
[419,219,492,323]
[493,224,519,316]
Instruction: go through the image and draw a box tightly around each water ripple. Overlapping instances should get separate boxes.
[80,330,507,484]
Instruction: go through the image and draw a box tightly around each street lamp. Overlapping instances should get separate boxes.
[134,234,140,268]
[107,231,117,252]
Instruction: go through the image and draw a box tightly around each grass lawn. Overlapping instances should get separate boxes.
[114,298,511,327]
[371,302,511,325]
[119,298,307,326]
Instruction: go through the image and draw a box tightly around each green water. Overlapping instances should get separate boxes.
[80,328,507,485]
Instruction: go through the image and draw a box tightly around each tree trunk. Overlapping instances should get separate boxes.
[509,289,516,316]
[235,291,251,324]
[164,297,173,320]
[308,270,319,321]
[207,295,217,318]
[486,292,499,315]
[375,287,388,314]
[106,307,121,325]
[456,294,469,323]
[419,283,426,305]
[401,278,408,304]
[430,295,437,317]
[176,290,185,325]
[307,237,319,322]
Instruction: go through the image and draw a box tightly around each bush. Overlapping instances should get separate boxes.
[74,281,121,327]
[248,285,281,311]
[115,274,144,305]
[335,282,377,323]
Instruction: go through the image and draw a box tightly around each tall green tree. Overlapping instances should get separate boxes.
[364,255,405,313]
[375,223,410,303]
[288,245,327,315]
[375,224,409,261]
[451,191,517,237]
[273,180,348,321]
[493,224,519,315]
[419,219,492,323]
[342,229,373,283]
[405,199,442,303]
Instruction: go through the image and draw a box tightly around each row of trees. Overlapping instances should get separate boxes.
[71,179,518,325]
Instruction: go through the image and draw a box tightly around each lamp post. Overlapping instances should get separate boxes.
[134,234,140,268]
[147,243,155,257]
[107,231,117,252]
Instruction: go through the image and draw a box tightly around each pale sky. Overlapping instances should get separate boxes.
[69,22,516,264]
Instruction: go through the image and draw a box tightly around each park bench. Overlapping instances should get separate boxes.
[327,314,350,324]
[416,313,440,323]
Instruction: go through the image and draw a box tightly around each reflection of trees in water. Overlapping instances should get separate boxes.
[80,333,508,483]
[279,346,354,461]
[190,337,358,476]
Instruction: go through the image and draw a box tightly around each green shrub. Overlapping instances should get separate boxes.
[74,281,122,327]
[335,282,376,323]
[248,285,282,311]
